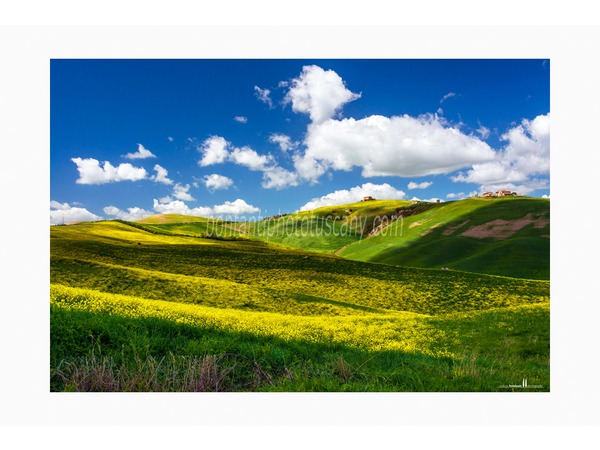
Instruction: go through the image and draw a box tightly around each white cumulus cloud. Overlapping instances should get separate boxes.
[172,183,195,201]
[198,136,231,167]
[203,174,234,191]
[452,113,550,194]
[294,114,495,182]
[212,199,260,215]
[50,200,71,211]
[153,198,259,217]
[408,181,433,190]
[122,143,157,160]
[230,146,273,171]
[150,164,173,185]
[198,136,273,171]
[234,116,248,123]
[103,206,154,221]
[50,201,102,225]
[284,65,361,124]
[196,135,297,189]
[261,166,299,190]
[298,183,406,211]
[71,157,148,184]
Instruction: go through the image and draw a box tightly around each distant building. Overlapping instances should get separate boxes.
[482,190,517,198]
[496,190,516,197]
[363,196,375,201]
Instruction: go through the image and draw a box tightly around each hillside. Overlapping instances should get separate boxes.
[140,197,550,279]
[243,199,415,252]
[340,197,550,279]
[50,220,550,391]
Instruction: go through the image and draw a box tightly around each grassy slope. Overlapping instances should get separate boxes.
[140,198,550,279]
[50,220,550,391]
[340,197,550,279]
[51,221,548,316]
[143,200,415,253]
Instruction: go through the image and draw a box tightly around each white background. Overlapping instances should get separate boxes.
[1,1,599,448]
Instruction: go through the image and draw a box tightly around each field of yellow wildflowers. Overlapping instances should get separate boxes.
[50,220,549,392]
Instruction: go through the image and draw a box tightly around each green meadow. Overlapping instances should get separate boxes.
[50,197,550,392]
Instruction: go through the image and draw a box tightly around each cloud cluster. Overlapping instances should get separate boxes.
[122,143,157,160]
[294,114,495,182]
[153,198,259,217]
[71,157,148,184]
[195,66,546,197]
[452,113,549,194]
[198,137,271,172]
[284,65,361,124]
[61,65,550,226]
[197,136,294,190]
[50,201,102,225]
[103,205,154,221]
[298,183,406,211]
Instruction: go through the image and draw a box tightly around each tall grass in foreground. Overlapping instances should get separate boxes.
[52,354,234,392]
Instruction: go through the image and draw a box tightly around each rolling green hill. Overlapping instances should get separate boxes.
[339,197,549,279]
[139,197,549,279]
[50,219,549,392]
[236,199,414,252]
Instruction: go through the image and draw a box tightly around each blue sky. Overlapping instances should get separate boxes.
[50,59,550,224]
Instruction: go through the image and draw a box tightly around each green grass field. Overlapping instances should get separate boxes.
[340,197,550,279]
[143,198,550,279]
[50,199,550,391]
[243,197,549,279]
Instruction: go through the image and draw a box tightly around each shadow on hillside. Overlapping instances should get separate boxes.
[371,198,550,280]
[50,306,548,392]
